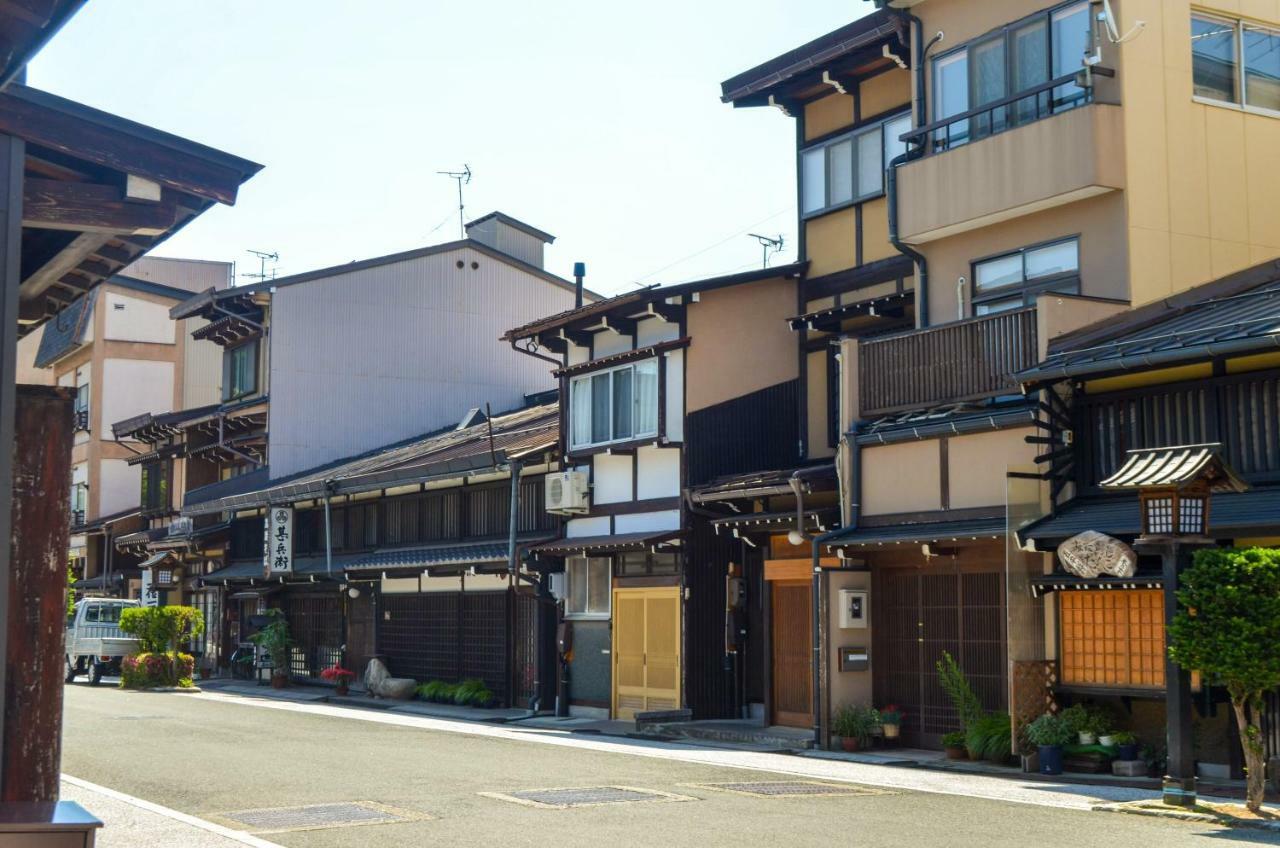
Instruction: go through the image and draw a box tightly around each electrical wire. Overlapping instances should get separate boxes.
[631,206,793,286]
[1100,0,1145,45]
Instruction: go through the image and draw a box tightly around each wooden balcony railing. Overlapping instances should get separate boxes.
[859,307,1038,417]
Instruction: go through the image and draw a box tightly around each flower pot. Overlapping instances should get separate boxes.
[944,745,968,760]
[270,673,287,690]
[1038,745,1064,775]
[1098,734,1116,747]
[882,723,900,739]
[841,737,861,752]
[1117,743,1139,761]
[1078,731,1096,745]
[335,684,349,696]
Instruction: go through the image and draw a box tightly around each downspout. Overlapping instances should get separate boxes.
[323,479,335,579]
[509,338,561,368]
[507,459,522,579]
[810,526,843,749]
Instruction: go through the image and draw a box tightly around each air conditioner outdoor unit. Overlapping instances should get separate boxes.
[545,470,590,514]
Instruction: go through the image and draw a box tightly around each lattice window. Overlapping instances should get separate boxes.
[1059,590,1164,689]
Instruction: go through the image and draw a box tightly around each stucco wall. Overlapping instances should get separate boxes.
[103,292,177,344]
[947,428,1039,510]
[99,358,175,440]
[862,440,942,515]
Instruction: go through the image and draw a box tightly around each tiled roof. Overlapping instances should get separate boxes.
[1099,443,1249,492]
[823,517,1007,548]
[530,530,682,557]
[34,291,94,368]
[345,535,553,573]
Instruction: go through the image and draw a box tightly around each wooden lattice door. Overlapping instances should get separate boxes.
[612,587,681,720]
[771,580,812,728]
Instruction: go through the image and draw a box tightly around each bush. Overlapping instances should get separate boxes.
[122,652,194,689]
[120,606,205,654]
[936,651,984,731]
[416,680,454,702]
[941,730,967,749]
[966,712,1012,762]
[1025,713,1074,747]
[832,704,880,745]
[454,678,495,707]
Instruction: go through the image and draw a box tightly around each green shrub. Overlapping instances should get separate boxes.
[935,651,984,731]
[246,609,291,675]
[941,730,967,749]
[454,678,494,707]
[832,704,880,745]
[1025,713,1074,747]
[120,605,205,654]
[121,652,194,689]
[966,713,1012,762]
[416,680,453,702]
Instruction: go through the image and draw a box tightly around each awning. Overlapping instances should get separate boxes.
[530,530,682,557]
[689,463,835,504]
[72,573,126,591]
[139,551,172,570]
[345,536,554,573]
[200,560,265,584]
[823,517,1007,548]
[229,585,281,601]
[1028,574,1164,599]
[710,509,839,536]
[1099,443,1249,492]
[1018,487,1280,548]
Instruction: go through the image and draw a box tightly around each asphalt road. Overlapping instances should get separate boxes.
[61,684,1278,848]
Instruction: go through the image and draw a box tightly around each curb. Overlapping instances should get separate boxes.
[1092,800,1280,831]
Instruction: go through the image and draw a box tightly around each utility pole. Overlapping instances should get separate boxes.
[438,165,472,239]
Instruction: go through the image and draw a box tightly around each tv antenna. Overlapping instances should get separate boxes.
[241,249,279,284]
[437,164,473,239]
[748,233,784,268]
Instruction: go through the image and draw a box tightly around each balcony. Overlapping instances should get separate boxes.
[896,78,1124,244]
[73,408,89,432]
[857,307,1038,417]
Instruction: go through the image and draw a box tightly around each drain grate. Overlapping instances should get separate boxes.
[481,786,694,809]
[689,781,882,798]
[218,801,422,833]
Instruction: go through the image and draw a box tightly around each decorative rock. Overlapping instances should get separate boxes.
[364,658,416,700]
[1112,759,1148,777]
[1057,530,1137,579]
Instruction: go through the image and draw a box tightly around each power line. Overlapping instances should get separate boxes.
[631,206,793,286]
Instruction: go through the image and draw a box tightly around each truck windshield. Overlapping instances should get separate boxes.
[85,604,125,624]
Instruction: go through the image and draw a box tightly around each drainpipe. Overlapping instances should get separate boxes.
[810,526,844,749]
[507,459,522,579]
[323,479,335,579]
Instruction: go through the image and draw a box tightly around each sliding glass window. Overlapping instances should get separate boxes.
[1194,13,1280,113]
[799,110,910,218]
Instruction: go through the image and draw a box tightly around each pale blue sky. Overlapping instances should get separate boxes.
[29,1,871,295]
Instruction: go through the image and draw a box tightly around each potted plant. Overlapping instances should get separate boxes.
[1060,704,1094,745]
[1098,731,1117,748]
[942,731,967,760]
[833,704,879,752]
[247,609,292,688]
[1025,713,1073,775]
[879,705,904,740]
[1111,731,1139,761]
[320,665,356,696]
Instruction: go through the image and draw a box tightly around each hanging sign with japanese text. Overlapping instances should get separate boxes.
[140,569,161,607]
[264,506,294,576]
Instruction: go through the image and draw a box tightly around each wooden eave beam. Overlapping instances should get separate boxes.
[647,302,681,323]
[22,177,178,235]
[17,230,108,319]
[602,314,637,337]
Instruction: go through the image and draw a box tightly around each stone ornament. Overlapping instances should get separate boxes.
[364,657,417,700]
[1056,530,1137,579]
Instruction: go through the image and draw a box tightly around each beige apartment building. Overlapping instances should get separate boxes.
[33,257,231,596]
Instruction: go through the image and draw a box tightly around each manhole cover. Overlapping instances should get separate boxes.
[217,802,423,833]
[481,786,694,809]
[690,781,881,798]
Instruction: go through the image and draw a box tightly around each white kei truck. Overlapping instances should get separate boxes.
[64,597,141,685]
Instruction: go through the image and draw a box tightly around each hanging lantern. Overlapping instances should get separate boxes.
[1100,443,1248,539]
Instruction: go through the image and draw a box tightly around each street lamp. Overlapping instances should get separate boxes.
[1100,442,1248,808]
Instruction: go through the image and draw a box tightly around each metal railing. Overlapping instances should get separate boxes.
[70,509,85,528]
[902,71,1098,155]
[73,408,89,431]
[859,307,1038,417]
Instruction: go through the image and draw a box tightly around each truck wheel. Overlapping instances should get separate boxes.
[88,659,103,686]
[64,656,78,683]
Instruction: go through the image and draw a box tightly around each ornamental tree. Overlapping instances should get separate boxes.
[1167,547,1280,812]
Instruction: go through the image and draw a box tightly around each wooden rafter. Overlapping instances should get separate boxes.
[21,177,177,235]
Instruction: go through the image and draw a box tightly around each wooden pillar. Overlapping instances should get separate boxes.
[3,386,74,801]
[0,131,24,798]
[1161,542,1197,807]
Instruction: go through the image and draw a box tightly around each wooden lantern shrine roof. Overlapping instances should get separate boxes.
[1099,443,1250,493]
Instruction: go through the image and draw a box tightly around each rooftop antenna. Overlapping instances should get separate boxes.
[748,233,784,269]
[437,164,473,239]
[241,249,279,284]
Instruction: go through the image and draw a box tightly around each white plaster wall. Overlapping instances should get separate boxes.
[664,349,684,442]
[636,445,680,500]
[100,359,175,439]
[99,458,141,517]
[181,317,222,410]
[566,515,611,538]
[613,510,680,533]
[592,454,633,504]
[566,343,590,367]
[103,293,176,344]
[636,316,679,347]
[124,256,232,293]
[592,328,631,358]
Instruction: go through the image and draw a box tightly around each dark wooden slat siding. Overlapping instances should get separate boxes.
[683,519,739,719]
[686,379,801,486]
[283,591,343,682]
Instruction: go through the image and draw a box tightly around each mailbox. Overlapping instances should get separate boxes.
[838,645,869,672]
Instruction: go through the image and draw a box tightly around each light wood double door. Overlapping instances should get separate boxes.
[612,587,681,720]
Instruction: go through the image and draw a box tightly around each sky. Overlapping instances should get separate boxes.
[28,1,871,297]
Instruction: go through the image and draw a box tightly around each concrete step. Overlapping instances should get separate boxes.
[637,722,815,751]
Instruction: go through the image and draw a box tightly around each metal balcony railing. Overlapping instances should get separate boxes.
[70,509,85,528]
[73,408,89,432]
[859,307,1038,417]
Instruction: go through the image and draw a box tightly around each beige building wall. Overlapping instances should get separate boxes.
[124,256,232,293]
[862,440,942,515]
[15,326,52,385]
[947,428,1039,510]
[826,569,873,711]
[685,277,798,413]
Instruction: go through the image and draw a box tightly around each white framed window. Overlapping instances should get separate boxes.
[798,110,911,218]
[972,237,1080,314]
[1192,13,1280,114]
[565,556,611,619]
[568,359,659,450]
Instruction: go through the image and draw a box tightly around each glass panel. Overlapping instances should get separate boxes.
[612,366,633,440]
[975,253,1024,290]
[1051,2,1090,110]
[882,113,912,166]
[1192,14,1239,103]
[1025,240,1079,278]
[587,558,611,614]
[975,297,1024,315]
[1011,18,1049,123]
[567,559,587,615]
[590,372,611,444]
[619,552,648,576]
[855,129,882,198]
[649,553,679,574]
[971,37,1008,137]
[801,147,825,214]
[634,359,659,437]
[827,138,854,206]
[1244,23,1280,111]
[570,376,592,448]
[934,50,970,148]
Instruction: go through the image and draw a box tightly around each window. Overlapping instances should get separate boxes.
[931,1,1090,150]
[73,383,89,431]
[1193,13,1280,113]
[799,111,910,217]
[1060,590,1165,689]
[140,460,171,514]
[565,556,611,618]
[618,551,679,577]
[70,481,87,519]
[568,359,659,450]
[222,339,258,401]
[972,238,1080,314]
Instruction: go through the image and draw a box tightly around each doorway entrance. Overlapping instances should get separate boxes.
[612,586,681,720]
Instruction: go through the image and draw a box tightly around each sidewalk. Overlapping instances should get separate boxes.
[61,775,281,848]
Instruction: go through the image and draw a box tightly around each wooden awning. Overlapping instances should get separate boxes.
[530,530,682,558]
[1099,443,1249,493]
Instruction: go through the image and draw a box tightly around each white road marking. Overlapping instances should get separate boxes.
[61,774,285,848]
[184,690,1174,813]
